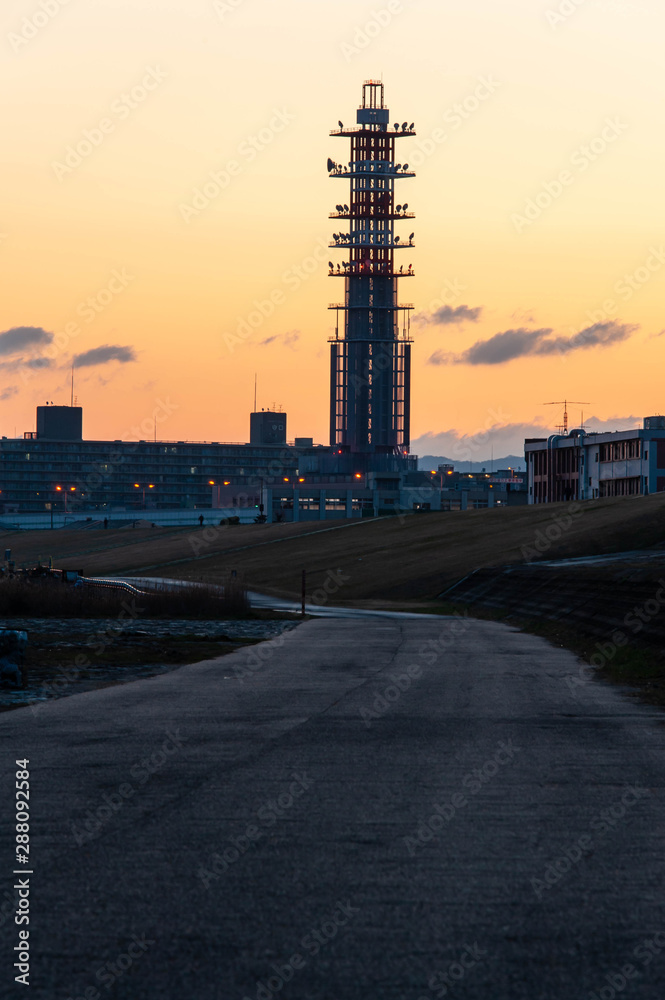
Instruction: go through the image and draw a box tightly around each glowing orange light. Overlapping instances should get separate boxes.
[223,481,230,486]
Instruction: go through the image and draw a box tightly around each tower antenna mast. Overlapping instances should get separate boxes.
[543,399,590,435]
[327,81,416,455]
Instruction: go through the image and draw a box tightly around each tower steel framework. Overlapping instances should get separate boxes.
[328,81,415,455]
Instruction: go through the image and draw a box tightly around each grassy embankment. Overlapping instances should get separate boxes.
[5,494,665,704]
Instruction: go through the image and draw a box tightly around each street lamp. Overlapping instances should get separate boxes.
[133,483,155,509]
[55,485,76,513]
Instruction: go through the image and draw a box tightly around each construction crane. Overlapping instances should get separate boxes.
[543,400,590,435]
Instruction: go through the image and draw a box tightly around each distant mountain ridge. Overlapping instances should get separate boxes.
[417,454,526,473]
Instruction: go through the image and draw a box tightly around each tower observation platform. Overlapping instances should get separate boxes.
[328,80,415,456]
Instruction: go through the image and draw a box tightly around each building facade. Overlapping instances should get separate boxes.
[525,417,665,503]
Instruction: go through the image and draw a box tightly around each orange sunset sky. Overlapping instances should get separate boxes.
[1,0,663,460]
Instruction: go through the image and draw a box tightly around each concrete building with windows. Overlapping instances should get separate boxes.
[525,417,665,503]
[0,402,432,523]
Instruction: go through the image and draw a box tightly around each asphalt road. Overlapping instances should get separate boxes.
[109,575,436,618]
[2,617,665,1000]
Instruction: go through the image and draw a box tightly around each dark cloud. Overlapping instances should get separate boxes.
[25,357,53,370]
[259,330,300,349]
[429,321,637,366]
[0,326,53,356]
[73,345,137,368]
[0,386,18,401]
[416,304,483,327]
[538,321,638,356]
[428,327,551,366]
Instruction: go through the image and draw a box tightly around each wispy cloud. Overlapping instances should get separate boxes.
[25,357,54,370]
[413,413,643,461]
[0,386,18,401]
[416,304,483,327]
[429,321,637,366]
[259,329,300,349]
[73,345,137,368]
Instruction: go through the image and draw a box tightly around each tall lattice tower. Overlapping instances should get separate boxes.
[328,80,415,456]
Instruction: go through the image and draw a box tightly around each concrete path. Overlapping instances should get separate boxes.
[107,575,439,619]
[1,618,665,999]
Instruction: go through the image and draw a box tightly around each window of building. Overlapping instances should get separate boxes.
[598,477,642,497]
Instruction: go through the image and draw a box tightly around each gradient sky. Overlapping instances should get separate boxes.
[1,0,663,457]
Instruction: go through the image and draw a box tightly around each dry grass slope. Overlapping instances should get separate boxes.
[4,492,665,602]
